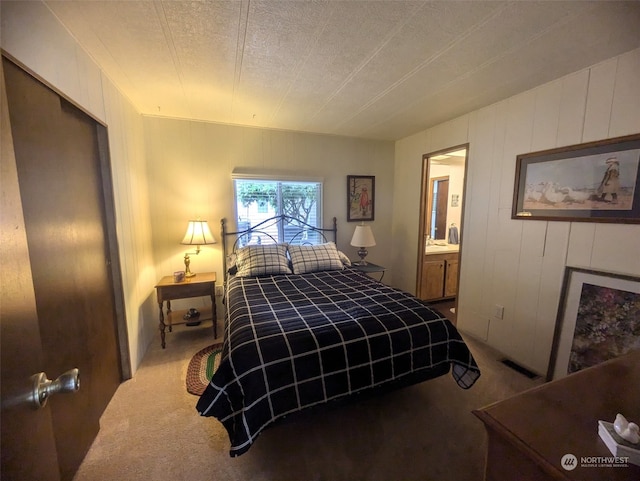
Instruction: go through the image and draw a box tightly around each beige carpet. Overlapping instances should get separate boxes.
[73,318,542,481]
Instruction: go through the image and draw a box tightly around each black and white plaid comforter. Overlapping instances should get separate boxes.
[196,267,480,456]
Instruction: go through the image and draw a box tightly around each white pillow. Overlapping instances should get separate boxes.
[288,242,344,274]
[338,250,351,266]
[235,244,292,277]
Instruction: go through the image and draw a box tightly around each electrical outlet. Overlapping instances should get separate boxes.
[494,304,504,319]
[215,286,224,297]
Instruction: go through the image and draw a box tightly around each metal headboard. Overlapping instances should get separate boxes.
[221,214,338,285]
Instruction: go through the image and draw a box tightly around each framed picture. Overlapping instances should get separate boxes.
[547,267,640,381]
[347,175,375,221]
[512,133,640,223]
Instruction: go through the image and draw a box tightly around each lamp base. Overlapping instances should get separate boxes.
[184,253,196,277]
[357,248,369,265]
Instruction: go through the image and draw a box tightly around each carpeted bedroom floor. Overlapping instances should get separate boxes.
[73,312,543,481]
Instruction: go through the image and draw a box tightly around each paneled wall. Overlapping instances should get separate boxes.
[1,1,157,371]
[393,48,640,375]
[143,116,395,310]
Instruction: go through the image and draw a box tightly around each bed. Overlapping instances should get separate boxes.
[196,215,480,457]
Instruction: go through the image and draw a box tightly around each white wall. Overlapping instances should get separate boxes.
[1,1,157,372]
[143,116,395,308]
[393,48,640,375]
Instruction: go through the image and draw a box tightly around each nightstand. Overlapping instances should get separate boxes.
[351,261,386,281]
[155,272,217,348]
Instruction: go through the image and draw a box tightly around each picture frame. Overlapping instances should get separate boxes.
[547,267,640,381]
[347,175,375,221]
[512,133,640,223]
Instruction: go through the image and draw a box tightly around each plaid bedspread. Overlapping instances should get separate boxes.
[196,267,480,456]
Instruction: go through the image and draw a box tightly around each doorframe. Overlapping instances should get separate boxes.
[97,127,132,380]
[416,143,470,304]
[2,51,132,380]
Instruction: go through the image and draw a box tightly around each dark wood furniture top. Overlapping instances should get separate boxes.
[351,261,386,281]
[155,272,217,348]
[473,350,640,480]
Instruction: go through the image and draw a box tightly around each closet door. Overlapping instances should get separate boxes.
[2,57,123,481]
[1,56,60,481]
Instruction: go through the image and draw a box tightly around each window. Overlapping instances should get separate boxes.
[233,178,323,245]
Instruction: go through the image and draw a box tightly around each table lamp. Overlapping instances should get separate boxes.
[350,224,376,265]
[181,220,216,277]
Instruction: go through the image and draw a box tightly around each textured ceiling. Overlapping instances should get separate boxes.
[45,1,640,141]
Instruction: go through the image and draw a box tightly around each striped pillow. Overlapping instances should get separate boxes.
[235,244,292,277]
[288,242,344,274]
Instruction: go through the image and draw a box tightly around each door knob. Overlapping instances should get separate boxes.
[30,368,80,409]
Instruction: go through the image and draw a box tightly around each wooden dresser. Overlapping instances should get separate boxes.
[474,350,640,481]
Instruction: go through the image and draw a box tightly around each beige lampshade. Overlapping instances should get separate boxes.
[181,220,216,246]
[350,224,376,247]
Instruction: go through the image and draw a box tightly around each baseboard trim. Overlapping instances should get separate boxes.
[500,358,540,379]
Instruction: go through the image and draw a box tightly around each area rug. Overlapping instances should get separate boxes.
[186,343,223,396]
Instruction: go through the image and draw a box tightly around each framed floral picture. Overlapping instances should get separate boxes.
[547,267,640,380]
[347,175,375,221]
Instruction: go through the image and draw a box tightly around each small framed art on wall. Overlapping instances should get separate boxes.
[347,175,375,222]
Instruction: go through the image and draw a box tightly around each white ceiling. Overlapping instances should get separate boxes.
[45,1,640,141]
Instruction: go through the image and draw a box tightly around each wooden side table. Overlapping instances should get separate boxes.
[155,272,217,348]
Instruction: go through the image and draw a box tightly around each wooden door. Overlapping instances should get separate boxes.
[432,178,449,240]
[1,59,60,481]
[2,57,124,481]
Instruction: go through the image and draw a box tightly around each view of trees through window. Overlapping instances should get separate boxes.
[234,179,322,244]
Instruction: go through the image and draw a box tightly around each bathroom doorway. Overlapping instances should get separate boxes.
[416,145,469,316]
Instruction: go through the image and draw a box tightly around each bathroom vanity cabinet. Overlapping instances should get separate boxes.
[419,249,459,301]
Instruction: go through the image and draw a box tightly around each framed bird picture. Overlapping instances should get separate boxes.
[512,133,640,223]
